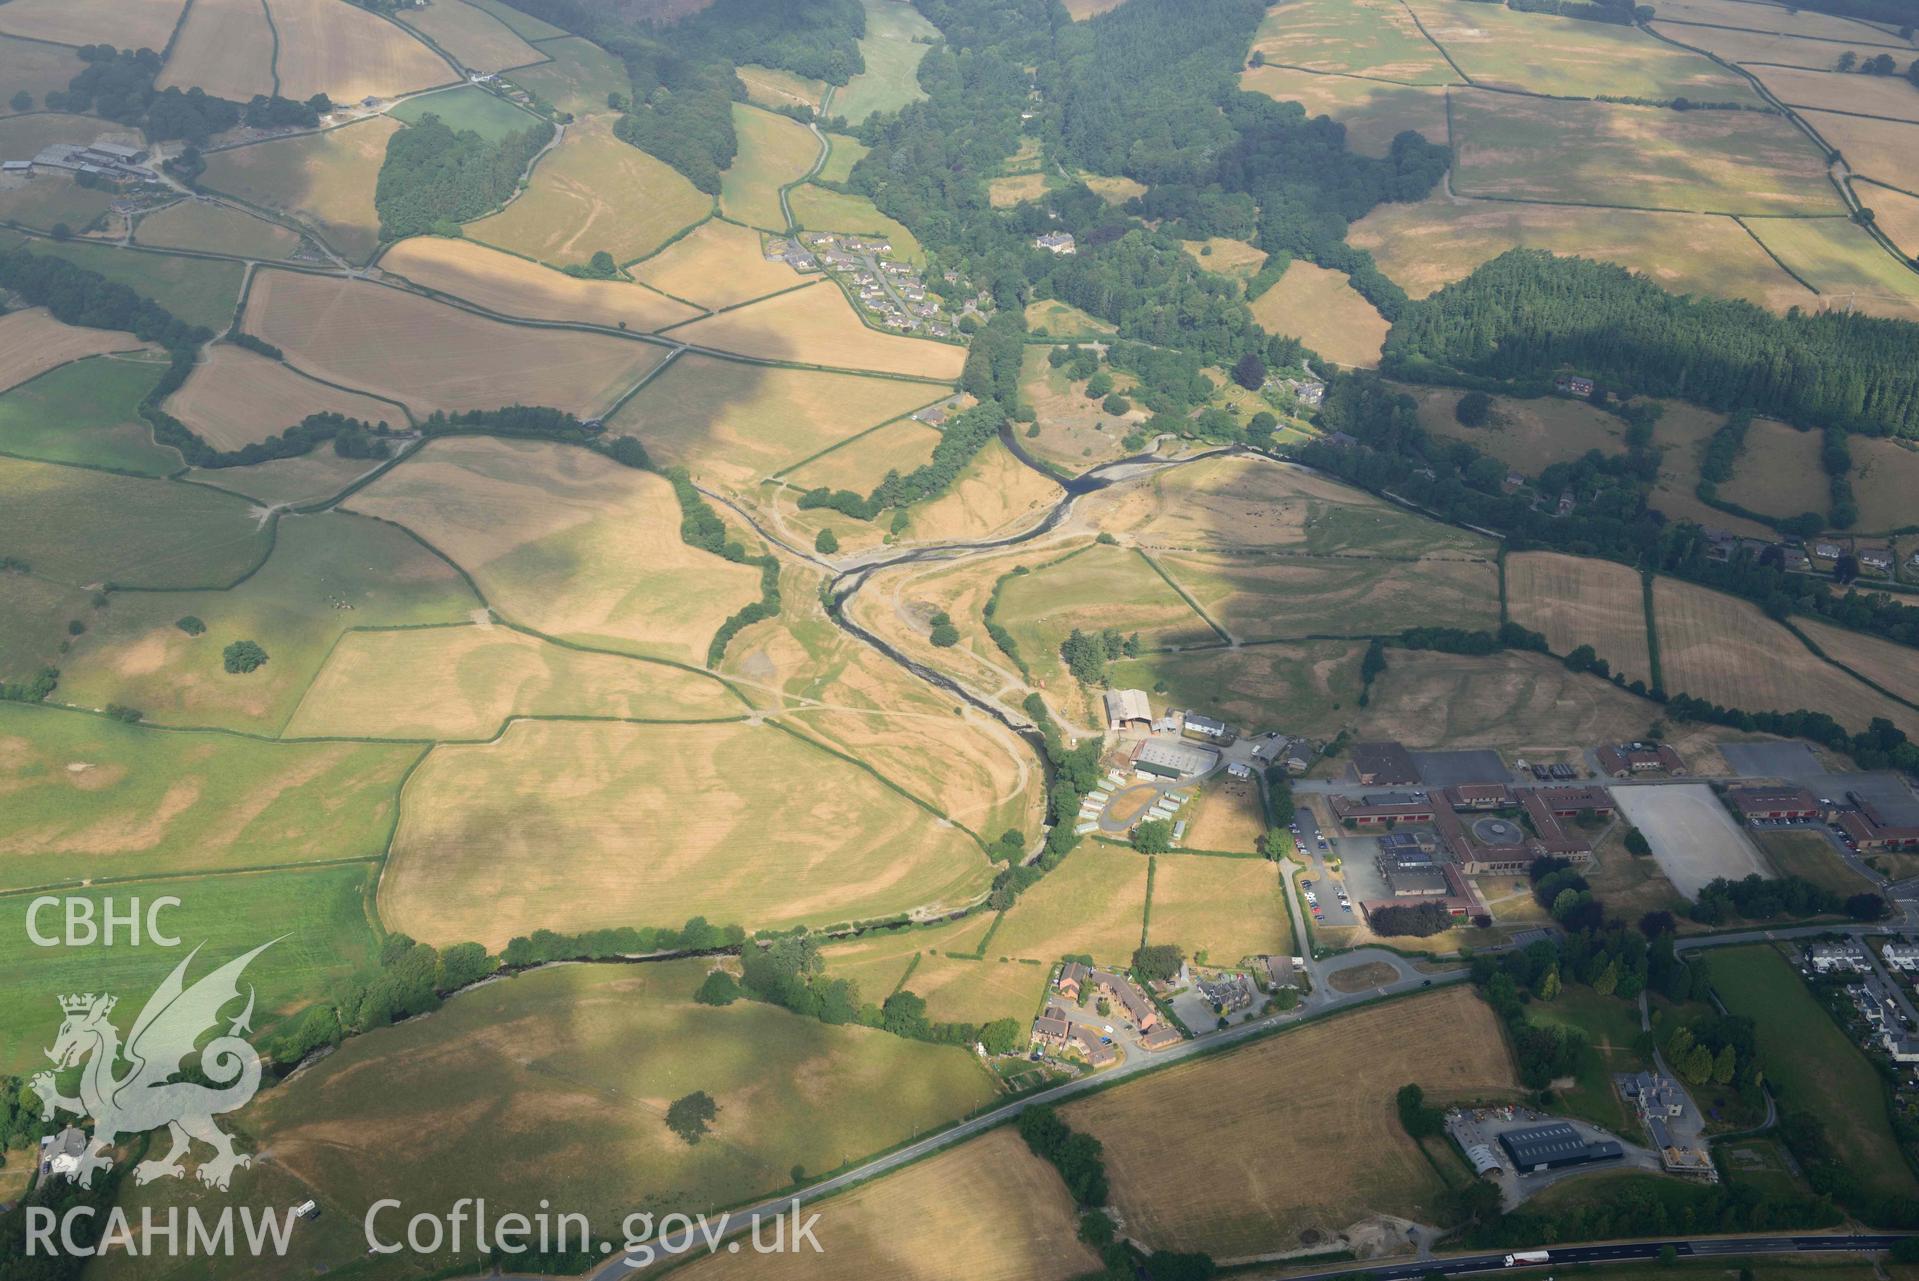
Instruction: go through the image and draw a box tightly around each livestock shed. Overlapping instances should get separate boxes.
[1498,1122,1623,1173]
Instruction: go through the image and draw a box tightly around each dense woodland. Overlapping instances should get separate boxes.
[375,114,550,240]
[48,46,323,143]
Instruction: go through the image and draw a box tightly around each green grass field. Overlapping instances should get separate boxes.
[506,35,628,116]
[0,701,420,891]
[994,543,1219,689]
[1524,986,1650,1132]
[1249,0,1458,82]
[0,570,90,685]
[1449,90,1841,216]
[1710,943,1919,1204]
[390,84,546,141]
[818,132,870,184]
[134,199,303,260]
[0,354,177,475]
[1145,854,1293,964]
[0,233,244,332]
[833,0,939,123]
[0,173,113,233]
[56,511,480,734]
[0,458,271,589]
[719,102,820,231]
[98,960,999,1280]
[1107,639,1367,740]
[1745,215,1919,323]
[0,862,380,1076]
[461,0,567,39]
[787,183,924,261]
[991,842,1150,964]
[1152,549,1499,642]
[1024,298,1117,339]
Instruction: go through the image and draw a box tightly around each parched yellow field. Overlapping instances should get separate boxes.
[1249,0,1457,82]
[1505,552,1653,684]
[991,843,1150,964]
[1080,172,1148,204]
[1718,416,1828,517]
[1154,549,1498,642]
[135,199,304,259]
[1249,261,1389,367]
[383,718,995,946]
[0,0,182,49]
[1406,0,1760,102]
[507,35,628,117]
[1850,434,1919,531]
[1450,91,1839,216]
[1796,616,1919,702]
[668,280,966,380]
[187,450,384,508]
[612,353,941,487]
[1750,63,1919,124]
[1182,236,1268,280]
[1744,215,1919,322]
[1349,190,1813,311]
[1064,0,1129,15]
[284,622,739,738]
[201,117,401,263]
[1023,298,1116,339]
[0,308,151,394]
[1648,400,1775,538]
[378,236,700,331]
[1406,382,1628,473]
[899,953,1056,1027]
[397,0,545,72]
[1648,20,1897,70]
[1862,184,1919,263]
[156,0,275,98]
[1182,776,1268,854]
[0,36,82,111]
[820,914,1002,1001]
[1064,985,1521,1256]
[348,436,761,663]
[898,439,1064,544]
[1806,111,1919,193]
[244,268,668,416]
[719,102,819,231]
[266,0,456,103]
[782,418,940,492]
[1648,0,1912,41]
[988,172,1054,208]
[466,114,710,266]
[1240,66,1448,158]
[1654,577,1919,736]
[631,218,798,309]
[165,344,402,450]
[737,63,826,112]
[1147,854,1292,964]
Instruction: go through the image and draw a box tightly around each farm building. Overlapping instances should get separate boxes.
[1180,711,1236,746]
[1498,1122,1623,1173]
[1132,738,1217,780]
[1727,786,1823,823]
[1597,742,1687,777]
[1350,740,1420,786]
[1104,688,1153,731]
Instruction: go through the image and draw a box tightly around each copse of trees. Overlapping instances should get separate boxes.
[376,114,550,239]
[1017,1106,1109,1208]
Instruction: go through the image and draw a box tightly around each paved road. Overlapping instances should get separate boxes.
[1276,1234,1907,1281]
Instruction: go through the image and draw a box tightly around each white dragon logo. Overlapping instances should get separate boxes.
[32,940,276,1192]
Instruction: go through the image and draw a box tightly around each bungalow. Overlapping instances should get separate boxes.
[1860,546,1894,573]
[1813,541,1844,560]
[1882,940,1919,972]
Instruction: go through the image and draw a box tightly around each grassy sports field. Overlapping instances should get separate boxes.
[0,458,270,589]
[0,862,379,1076]
[1795,616,1919,700]
[1448,91,1840,216]
[1744,215,1919,323]
[201,116,403,264]
[993,542,1219,687]
[611,353,940,487]
[1407,0,1761,102]
[0,701,417,891]
[389,84,545,141]
[243,269,669,417]
[396,0,545,73]
[1107,640,1368,741]
[465,114,707,265]
[165,344,403,450]
[378,235,700,331]
[630,218,799,309]
[0,353,177,475]
[0,307,154,395]
[506,36,629,117]
[0,35,83,112]
[0,0,182,50]
[1064,985,1521,1256]
[1847,434,1919,532]
[787,184,924,261]
[1248,0,1457,82]
[97,961,999,1281]
[155,0,275,99]
[347,436,761,664]
[1349,190,1811,310]
[382,717,995,946]
[1653,577,1919,736]
[676,1126,1098,1281]
[1407,382,1630,472]
[1147,853,1292,963]
[1248,261,1390,366]
[1710,943,1919,1204]
[56,511,478,733]
[1505,551,1654,685]
[0,232,245,333]
[719,102,820,230]
[1241,66,1447,159]
[265,0,456,104]
[667,280,967,380]
[1717,416,1828,517]
[283,623,742,739]
[833,0,939,123]
[990,843,1150,964]
[134,199,304,260]
[1152,549,1499,643]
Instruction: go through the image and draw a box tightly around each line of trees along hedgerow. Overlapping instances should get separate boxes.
[375,113,550,240]
[48,45,326,144]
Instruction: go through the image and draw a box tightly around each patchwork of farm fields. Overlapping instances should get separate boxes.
[719,102,820,231]
[156,0,276,99]
[265,0,457,104]
[165,343,404,450]
[396,0,545,74]
[201,117,403,264]
[1152,548,1499,643]
[134,199,305,260]
[666,279,967,379]
[377,235,701,331]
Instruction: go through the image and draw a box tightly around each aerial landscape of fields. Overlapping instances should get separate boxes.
[4,0,1919,1277]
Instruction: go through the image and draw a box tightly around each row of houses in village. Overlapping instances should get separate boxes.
[1030,962,1184,1066]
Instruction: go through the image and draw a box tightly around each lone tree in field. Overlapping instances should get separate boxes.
[1232,351,1266,391]
[1455,390,1494,427]
[814,527,839,554]
[1131,818,1174,854]
[665,1091,718,1145]
[222,640,269,674]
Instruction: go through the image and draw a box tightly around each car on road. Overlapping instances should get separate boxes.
[1342,902,1353,913]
